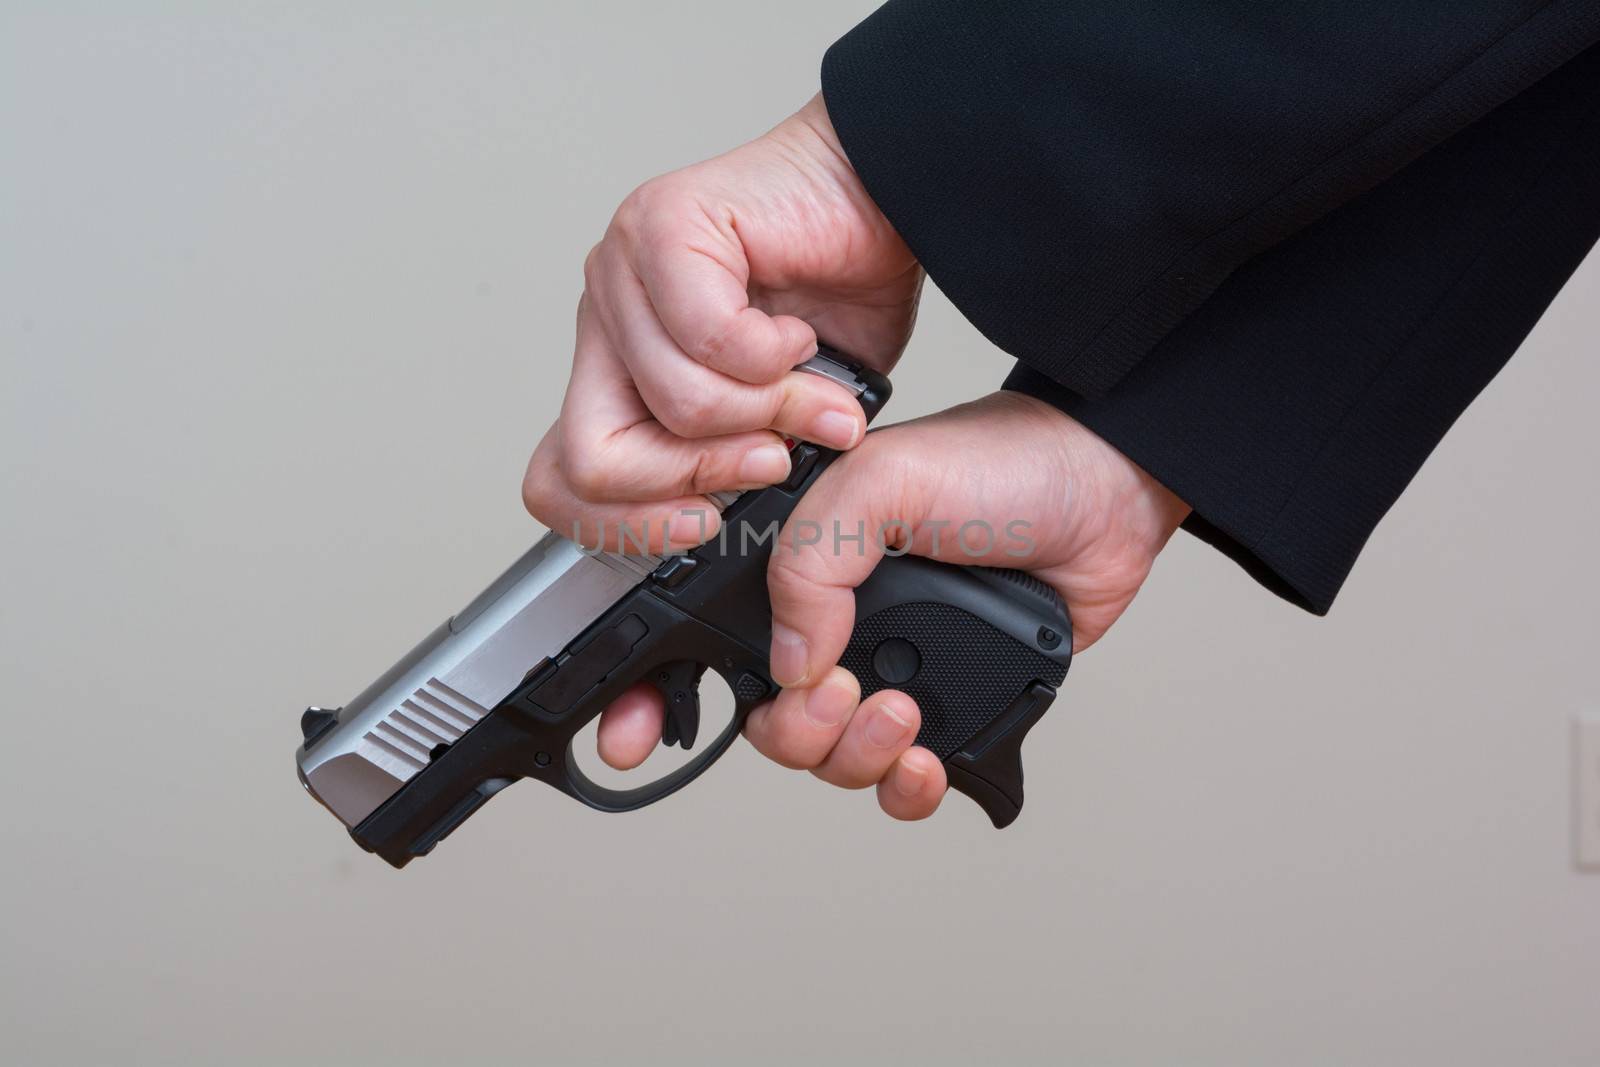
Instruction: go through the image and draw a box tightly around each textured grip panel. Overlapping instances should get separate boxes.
[837,602,1066,760]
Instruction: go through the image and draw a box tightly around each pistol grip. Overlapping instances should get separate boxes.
[839,560,1072,827]
[944,681,1056,827]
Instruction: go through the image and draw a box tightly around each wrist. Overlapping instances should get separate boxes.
[771,93,892,236]
[791,93,847,161]
[1007,390,1190,576]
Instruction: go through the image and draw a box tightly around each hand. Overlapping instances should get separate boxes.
[594,392,1191,818]
[523,95,923,553]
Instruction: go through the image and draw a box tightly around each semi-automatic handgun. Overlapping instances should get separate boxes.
[296,349,1072,867]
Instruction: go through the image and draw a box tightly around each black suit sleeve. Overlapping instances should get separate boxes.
[824,0,1600,398]
[822,3,1600,613]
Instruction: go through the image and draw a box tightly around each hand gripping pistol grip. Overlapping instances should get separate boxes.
[297,348,1071,866]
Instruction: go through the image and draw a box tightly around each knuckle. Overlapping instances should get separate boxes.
[765,547,817,603]
[521,438,560,518]
[520,470,551,519]
[614,177,671,234]
[771,378,811,422]
[756,723,821,771]
[654,387,720,436]
[561,449,611,500]
[629,177,664,211]
[581,242,605,287]
[772,739,824,772]
[813,764,875,790]
[685,322,734,366]
[610,191,644,233]
[751,359,795,387]
[683,447,721,495]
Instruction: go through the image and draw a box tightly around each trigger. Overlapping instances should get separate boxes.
[650,660,706,750]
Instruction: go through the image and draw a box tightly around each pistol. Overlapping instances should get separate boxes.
[296,349,1072,867]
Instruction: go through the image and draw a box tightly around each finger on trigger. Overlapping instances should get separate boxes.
[596,682,666,770]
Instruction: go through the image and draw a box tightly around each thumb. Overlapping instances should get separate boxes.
[765,442,926,687]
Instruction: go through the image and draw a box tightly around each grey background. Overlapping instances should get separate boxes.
[3,3,1596,1064]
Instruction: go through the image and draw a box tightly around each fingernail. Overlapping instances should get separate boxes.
[893,758,927,797]
[864,703,912,749]
[770,623,809,687]
[667,508,711,545]
[803,680,851,729]
[738,443,791,485]
[809,410,860,450]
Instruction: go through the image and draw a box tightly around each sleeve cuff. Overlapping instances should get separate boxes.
[1002,43,1600,613]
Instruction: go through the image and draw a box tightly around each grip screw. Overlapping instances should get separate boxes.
[870,637,921,685]
[1037,626,1062,650]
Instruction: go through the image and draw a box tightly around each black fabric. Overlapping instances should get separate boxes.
[823,0,1600,397]
[823,5,1600,614]
[1008,46,1600,613]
